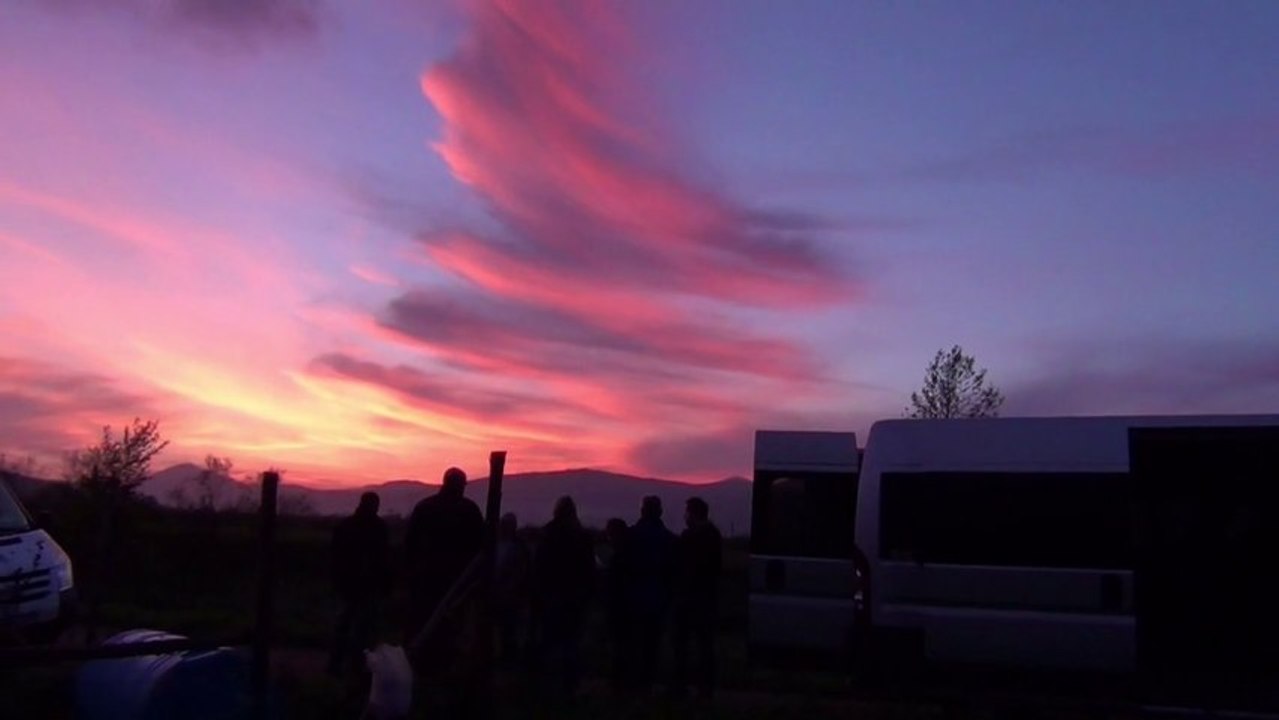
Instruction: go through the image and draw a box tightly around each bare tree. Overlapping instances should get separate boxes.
[0,452,39,479]
[193,455,234,511]
[65,419,170,501]
[278,491,316,517]
[63,418,169,642]
[234,488,260,514]
[907,345,1004,419]
[167,485,192,508]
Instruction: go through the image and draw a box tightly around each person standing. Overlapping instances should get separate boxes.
[672,497,723,698]
[493,512,530,666]
[532,496,596,699]
[600,517,631,692]
[625,495,676,693]
[327,491,391,677]
[403,467,484,657]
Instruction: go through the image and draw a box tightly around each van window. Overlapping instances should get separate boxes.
[751,471,856,559]
[0,481,33,534]
[880,472,1132,569]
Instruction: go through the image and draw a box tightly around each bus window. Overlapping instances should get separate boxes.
[880,472,1132,569]
[751,471,856,559]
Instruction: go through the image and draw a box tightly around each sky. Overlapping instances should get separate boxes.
[0,0,1276,486]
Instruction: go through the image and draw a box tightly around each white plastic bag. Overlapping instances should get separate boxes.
[363,643,413,719]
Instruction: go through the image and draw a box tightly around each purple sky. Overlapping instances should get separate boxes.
[0,0,1276,484]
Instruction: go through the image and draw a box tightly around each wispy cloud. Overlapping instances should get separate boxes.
[901,116,1279,183]
[310,351,597,431]
[0,357,159,461]
[317,0,860,478]
[771,114,1279,193]
[43,0,325,50]
[418,0,851,309]
[349,264,401,288]
[1005,338,1279,417]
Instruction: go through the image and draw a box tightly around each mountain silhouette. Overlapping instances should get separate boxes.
[137,465,753,535]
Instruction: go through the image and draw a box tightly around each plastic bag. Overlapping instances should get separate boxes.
[364,643,413,719]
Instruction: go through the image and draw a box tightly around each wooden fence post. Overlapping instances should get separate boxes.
[480,452,506,694]
[252,470,279,720]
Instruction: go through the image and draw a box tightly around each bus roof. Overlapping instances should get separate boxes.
[864,414,1279,473]
[754,430,859,472]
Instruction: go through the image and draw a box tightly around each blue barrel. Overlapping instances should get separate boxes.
[75,630,272,720]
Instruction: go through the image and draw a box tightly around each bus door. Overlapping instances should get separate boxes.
[749,467,859,654]
[1130,425,1279,711]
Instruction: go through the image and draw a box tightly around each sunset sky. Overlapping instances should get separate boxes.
[1,0,1276,485]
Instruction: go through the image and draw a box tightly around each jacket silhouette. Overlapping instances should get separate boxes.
[625,496,676,691]
[533,497,595,698]
[332,492,392,598]
[672,497,723,697]
[403,467,484,645]
[328,492,390,676]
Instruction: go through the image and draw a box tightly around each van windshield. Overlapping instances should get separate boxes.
[0,481,33,534]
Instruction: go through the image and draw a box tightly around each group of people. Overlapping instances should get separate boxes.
[327,467,725,703]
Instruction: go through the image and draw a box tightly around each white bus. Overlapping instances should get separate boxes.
[751,415,1279,681]
[748,430,861,656]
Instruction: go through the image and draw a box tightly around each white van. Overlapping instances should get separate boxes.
[856,415,1279,674]
[748,430,861,656]
[1,478,76,641]
[749,415,1279,680]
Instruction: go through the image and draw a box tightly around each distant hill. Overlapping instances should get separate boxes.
[1,470,55,503]
[6,464,752,535]
[137,465,753,535]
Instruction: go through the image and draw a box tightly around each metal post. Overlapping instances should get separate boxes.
[252,471,279,720]
[482,451,506,600]
[480,452,506,698]
[484,451,506,547]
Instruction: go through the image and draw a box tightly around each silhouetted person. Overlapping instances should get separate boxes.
[403,467,484,659]
[533,496,595,699]
[600,517,631,692]
[327,491,391,677]
[626,495,676,692]
[672,497,722,698]
[493,512,530,666]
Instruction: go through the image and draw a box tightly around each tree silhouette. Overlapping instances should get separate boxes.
[907,345,1004,418]
[194,455,234,511]
[65,418,169,502]
[63,418,169,642]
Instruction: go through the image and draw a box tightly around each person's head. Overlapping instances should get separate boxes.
[553,496,579,526]
[640,495,663,522]
[440,467,467,497]
[685,497,709,529]
[605,517,627,542]
[356,491,380,517]
[500,512,518,538]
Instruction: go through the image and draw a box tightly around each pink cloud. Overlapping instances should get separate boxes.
[0,356,161,464]
[40,0,324,51]
[309,0,861,479]
[419,0,852,309]
[349,263,400,288]
[0,181,178,255]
